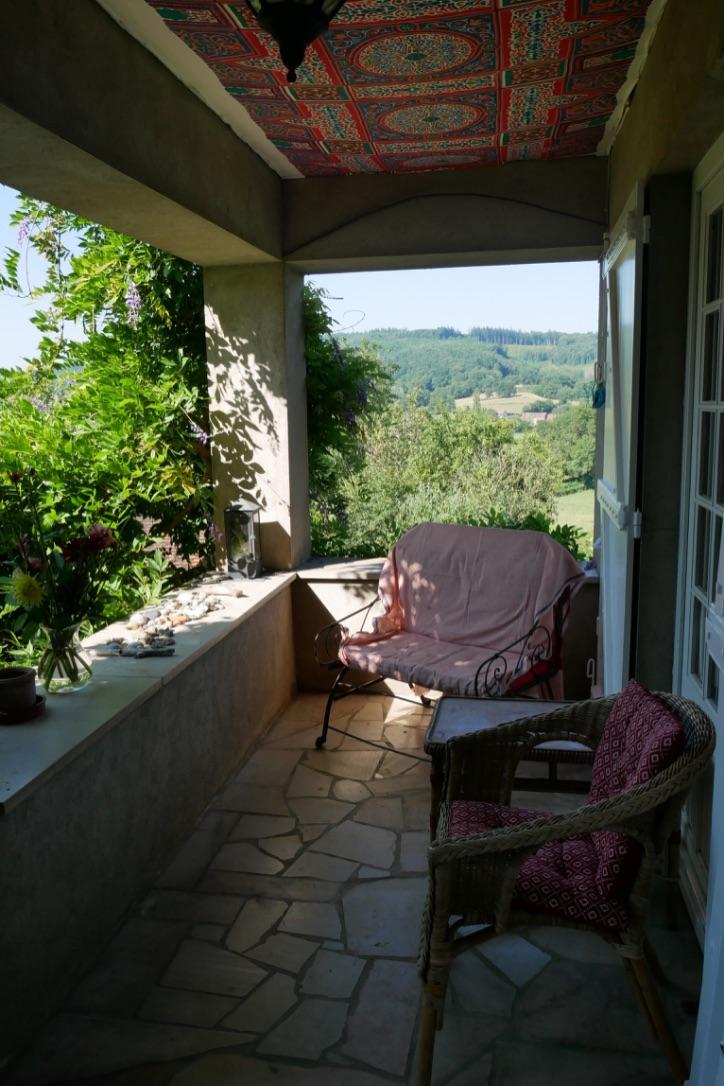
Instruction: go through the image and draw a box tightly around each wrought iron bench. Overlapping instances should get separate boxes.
[313,522,585,748]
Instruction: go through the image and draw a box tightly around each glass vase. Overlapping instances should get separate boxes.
[38,623,93,694]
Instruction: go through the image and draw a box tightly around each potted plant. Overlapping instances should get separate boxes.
[0,665,39,722]
[1,470,118,693]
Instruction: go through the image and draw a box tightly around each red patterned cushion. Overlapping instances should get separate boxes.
[448,799,632,930]
[587,679,684,898]
[589,679,684,803]
[516,835,631,930]
[449,800,541,836]
[445,683,683,933]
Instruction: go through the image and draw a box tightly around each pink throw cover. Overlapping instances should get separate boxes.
[339,523,584,698]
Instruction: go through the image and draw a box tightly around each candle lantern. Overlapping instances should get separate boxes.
[224,499,262,577]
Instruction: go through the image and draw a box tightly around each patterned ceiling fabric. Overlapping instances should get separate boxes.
[146,0,654,176]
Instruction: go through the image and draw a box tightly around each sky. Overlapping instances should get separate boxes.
[308,263,599,336]
[0,181,599,368]
[0,184,46,367]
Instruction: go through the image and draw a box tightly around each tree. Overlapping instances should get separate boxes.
[337,401,562,558]
[537,403,597,492]
[304,284,392,554]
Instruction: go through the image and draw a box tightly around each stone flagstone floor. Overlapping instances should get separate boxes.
[5,694,702,1086]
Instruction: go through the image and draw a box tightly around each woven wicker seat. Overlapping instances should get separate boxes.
[416,687,715,1086]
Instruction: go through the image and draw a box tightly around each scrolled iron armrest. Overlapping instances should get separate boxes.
[473,619,553,696]
[313,600,376,668]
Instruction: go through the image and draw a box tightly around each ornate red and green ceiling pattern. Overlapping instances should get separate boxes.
[146,0,653,175]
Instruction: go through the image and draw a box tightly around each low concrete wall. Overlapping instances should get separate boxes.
[0,584,295,1065]
[294,559,598,701]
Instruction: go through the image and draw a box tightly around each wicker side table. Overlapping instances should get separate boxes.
[424,695,594,833]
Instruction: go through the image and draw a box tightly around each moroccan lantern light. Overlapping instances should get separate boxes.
[224,499,262,578]
[244,0,346,83]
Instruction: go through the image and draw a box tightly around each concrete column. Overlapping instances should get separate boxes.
[204,263,310,571]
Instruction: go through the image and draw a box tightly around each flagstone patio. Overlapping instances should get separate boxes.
[5,694,702,1085]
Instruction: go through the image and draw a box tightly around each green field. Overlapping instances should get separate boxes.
[555,488,595,553]
[455,387,550,414]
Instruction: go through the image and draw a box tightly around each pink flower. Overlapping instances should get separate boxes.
[62,537,91,562]
[125,282,141,327]
[87,524,116,551]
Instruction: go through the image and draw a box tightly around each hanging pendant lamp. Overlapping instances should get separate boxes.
[245,0,347,83]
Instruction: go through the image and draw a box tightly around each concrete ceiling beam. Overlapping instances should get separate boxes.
[283,157,608,271]
[0,0,282,265]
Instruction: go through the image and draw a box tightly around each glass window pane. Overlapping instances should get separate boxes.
[696,505,711,592]
[712,516,723,603]
[707,207,723,304]
[707,653,720,708]
[704,310,720,400]
[692,597,703,680]
[717,418,724,505]
[699,411,715,498]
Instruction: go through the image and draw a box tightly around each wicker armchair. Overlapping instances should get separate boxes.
[416,690,715,1086]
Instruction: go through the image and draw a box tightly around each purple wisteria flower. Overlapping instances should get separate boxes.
[125,281,141,327]
[356,383,369,407]
[208,520,223,543]
[343,409,358,428]
[189,420,210,446]
[16,219,30,245]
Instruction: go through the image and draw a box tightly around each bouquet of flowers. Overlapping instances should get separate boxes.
[2,470,118,692]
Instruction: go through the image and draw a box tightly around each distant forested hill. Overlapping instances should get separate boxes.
[340,326,597,406]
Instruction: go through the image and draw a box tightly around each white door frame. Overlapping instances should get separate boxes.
[596,183,646,695]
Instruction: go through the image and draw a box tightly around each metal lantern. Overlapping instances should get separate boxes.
[244,0,347,83]
[224,499,262,578]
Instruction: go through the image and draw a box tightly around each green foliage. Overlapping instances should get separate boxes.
[0,197,212,663]
[306,299,589,561]
[537,404,597,492]
[324,400,563,558]
[305,284,393,555]
[341,326,596,407]
[481,508,588,562]
[4,196,207,390]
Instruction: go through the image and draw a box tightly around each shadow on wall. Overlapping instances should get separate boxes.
[204,314,280,568]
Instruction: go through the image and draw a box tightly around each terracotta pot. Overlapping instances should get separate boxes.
[0,666,37,715]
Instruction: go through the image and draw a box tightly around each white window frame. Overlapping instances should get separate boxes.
[674,130,724,698]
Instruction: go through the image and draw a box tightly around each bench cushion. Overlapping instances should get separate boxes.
[340,631,527,697]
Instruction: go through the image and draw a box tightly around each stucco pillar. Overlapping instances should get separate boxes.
[204,263,310,571]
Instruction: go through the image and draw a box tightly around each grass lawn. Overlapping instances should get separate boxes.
[555,488,595,555]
